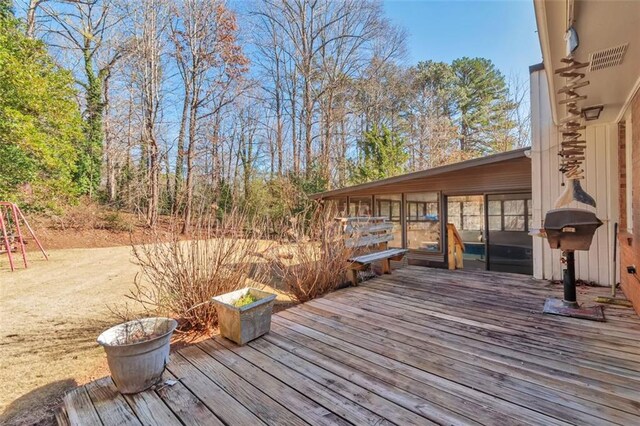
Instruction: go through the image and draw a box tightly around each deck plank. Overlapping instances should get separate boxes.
[166,352,266,425]
[343,284,640,372]
[359,278,640,362]
[123,388,181,426]
[178,344,309,426]
[85,378,141,426]
[355,282,640,378]
[155,370,224,426]
[278,306,578,425]
[366,277,640,340]
[197,338,350,426]
[63,386,101,426]
[211,335,394,426]
[267,323,484,426]
[249,336,436,425]
[372,271,640,341]
[272,311,594,425]
[61,266,640,426]
[270,316,554,426]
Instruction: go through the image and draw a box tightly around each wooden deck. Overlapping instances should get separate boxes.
[59,267,640,425]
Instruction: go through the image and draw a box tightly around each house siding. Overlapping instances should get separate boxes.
[620,89,640,314]
[530,69,619,287]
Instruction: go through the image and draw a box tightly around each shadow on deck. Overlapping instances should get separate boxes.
[59,266,640,425]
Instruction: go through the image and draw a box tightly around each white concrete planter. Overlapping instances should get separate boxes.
[97,317,177,394]
[212,288,276,345]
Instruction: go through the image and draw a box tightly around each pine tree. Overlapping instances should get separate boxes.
[451,57,516,155]
[352,125,408,184]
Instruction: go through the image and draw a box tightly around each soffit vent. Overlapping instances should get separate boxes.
[588,43,628,72]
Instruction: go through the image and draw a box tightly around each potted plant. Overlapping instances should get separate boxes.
[97,317,177,394]
[212,288,277,345]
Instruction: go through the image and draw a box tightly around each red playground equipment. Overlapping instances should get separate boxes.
[0,202,48,271]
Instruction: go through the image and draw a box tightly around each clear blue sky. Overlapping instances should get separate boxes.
[383,0,542,82]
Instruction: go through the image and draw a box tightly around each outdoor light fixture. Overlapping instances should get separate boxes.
[582,105,604,121]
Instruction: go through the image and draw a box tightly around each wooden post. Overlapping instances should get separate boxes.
[447,223,465,270]
[382,259,391,274]
[455,244,464,269]
[447,225,455,270]
[349,269,359,286]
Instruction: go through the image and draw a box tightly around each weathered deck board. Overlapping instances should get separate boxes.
[196,339,349,426]
[61,266,640,425]
[155,370,225,425]
[211,335,393,426]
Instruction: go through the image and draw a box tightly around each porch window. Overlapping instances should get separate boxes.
[325,197,348,217]
[375,196,401,222]
[488,196,530,232]
[448,196,484,231]
[406,192,440,252]
[348,196,372,217]
[374,194,402,248]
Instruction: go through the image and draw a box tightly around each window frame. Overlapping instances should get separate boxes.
[448,196,484,232]
[347,195,373,217]
[376,198,402,222]
[404,191,443,254]
[487,197,530,232]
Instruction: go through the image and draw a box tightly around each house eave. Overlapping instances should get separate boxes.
[533,0,559,125]
[310,147,531,199]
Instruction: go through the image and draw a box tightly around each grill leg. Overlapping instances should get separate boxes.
[543,249,603,321]
[563,251,578,306]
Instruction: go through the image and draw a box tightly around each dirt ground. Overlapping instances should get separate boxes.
[0,246,143,425]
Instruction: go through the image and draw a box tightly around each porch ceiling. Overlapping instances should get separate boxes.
[534,0,640,125]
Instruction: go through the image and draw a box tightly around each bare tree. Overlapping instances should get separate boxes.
[129,0,167,226]
[508,73,531,148]
[252,0,405,186]
[25,0,47,38]
[42,0,123,197]
[170,0,247,234]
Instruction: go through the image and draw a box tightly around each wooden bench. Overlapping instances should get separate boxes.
[337,217,408,285]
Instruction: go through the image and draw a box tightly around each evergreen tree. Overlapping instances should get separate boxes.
[413,60,456,117]
[352,125,408,184]
[451,57,516,154]
[0,10,83,207]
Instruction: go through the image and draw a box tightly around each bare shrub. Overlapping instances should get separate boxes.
[95,211,134,232]
[127,209,271,332]
[272,205,354,303]
[47,201,101,231]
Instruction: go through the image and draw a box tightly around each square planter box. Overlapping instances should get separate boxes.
[212,288,277,345]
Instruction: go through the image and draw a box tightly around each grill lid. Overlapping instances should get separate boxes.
[543,208,603,251]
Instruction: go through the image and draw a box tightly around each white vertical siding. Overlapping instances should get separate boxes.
[530,69,619,286]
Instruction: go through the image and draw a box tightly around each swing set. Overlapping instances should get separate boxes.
[0,202,48,271]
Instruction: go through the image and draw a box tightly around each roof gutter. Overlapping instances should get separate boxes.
[533,0,560,125]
